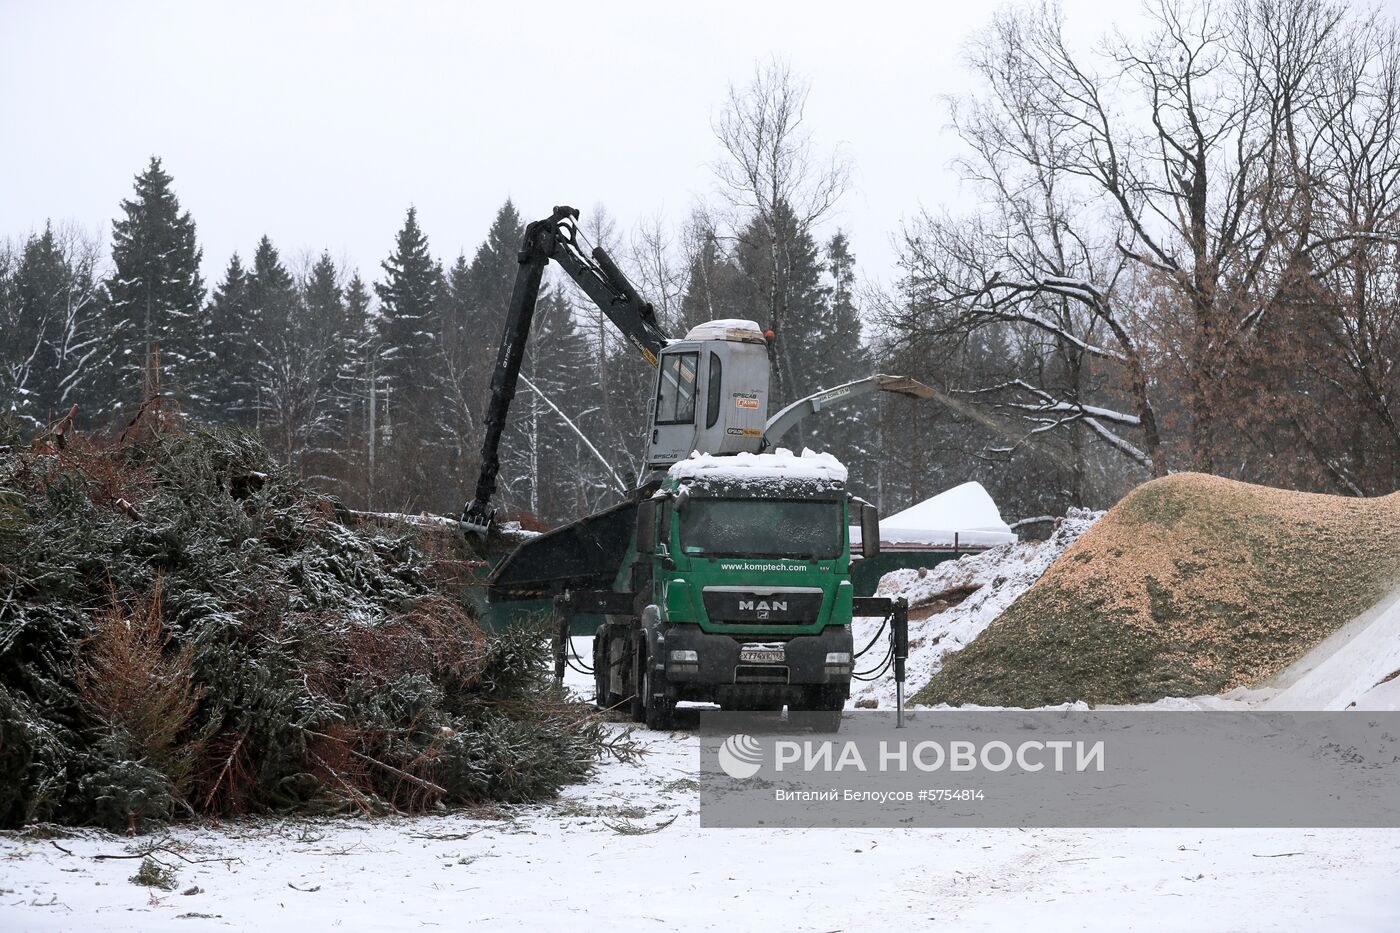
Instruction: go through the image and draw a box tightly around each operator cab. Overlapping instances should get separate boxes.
[645,319,771,470]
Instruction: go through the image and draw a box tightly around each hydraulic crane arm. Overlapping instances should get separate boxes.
[462,206,669,536]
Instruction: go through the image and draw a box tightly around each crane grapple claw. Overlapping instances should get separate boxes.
[460,504,495,538]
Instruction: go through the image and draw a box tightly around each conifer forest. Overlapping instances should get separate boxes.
[8,0,1400,524]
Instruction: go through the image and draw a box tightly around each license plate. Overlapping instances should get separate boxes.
[740,646,785,664]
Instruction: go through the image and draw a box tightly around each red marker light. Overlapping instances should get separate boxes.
[764,329,775,340]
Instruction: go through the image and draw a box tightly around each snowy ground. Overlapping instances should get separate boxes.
[6,640,1400,931]
[8,519,1400,931]
[4,722,1399,932]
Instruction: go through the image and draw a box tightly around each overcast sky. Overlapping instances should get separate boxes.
[2,0,1155,290]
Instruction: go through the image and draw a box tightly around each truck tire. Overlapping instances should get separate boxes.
[801,710,842,733]
[629,640,647,723]
[792,687,844,733]
[593,632,619,711]
[642,653,676,731]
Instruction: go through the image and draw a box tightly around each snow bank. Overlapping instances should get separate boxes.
[849,508,1103,709]
[851,481,1017,548]
[1263,585,1400,711]
[668,447,848,485]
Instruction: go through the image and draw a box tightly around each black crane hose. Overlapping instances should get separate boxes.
[561,632,594,676]
[852,640,894,681]
[853,614,889,660]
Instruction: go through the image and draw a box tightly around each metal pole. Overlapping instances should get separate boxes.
[893,598,909,729]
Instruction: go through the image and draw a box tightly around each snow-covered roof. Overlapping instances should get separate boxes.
[668,447,848,485]
[683,319,766,343]
[852,481,1017,549]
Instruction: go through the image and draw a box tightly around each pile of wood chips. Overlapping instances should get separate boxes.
[916,473,1400,707]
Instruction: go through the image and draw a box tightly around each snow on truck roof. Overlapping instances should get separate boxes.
[682,319,767,343]
[667,448,848,485]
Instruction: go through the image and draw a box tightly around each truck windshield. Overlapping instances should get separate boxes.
[678,498,842,559]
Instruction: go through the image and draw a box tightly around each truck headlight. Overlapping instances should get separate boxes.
[825,652,852,665]
[670,650,699,663]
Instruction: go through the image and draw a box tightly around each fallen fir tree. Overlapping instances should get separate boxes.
[0,416,618,831]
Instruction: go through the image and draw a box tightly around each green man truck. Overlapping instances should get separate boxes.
[462,206,915,731]
[491,447,905,732]
[599,450,889,731]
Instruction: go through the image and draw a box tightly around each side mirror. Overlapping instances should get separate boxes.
[860,502,880,559]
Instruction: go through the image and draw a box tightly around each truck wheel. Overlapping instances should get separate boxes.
[642,659,676,731]
[593,629,619,711]
[792,687,844,733]
[790,708,842,733]
[593,655,615,711]
[804,710,842,733]
[808,685,847,711]
[629,641,647,723]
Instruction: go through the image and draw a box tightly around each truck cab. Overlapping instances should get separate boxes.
[592,449,879,730]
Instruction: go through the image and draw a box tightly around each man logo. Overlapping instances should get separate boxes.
[738,599,787,612]
[718,734,763,779]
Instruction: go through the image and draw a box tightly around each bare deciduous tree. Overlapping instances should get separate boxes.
[712,58,852,402]
[888,0,1400,490]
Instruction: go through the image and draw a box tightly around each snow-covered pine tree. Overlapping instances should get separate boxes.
[246,236,312,463]
[1,225,104,430]
[819,232,863,385]
[732,200,827,409]
[101,157,205,418]
[813,231,874,489]
[449,202,525,509]
[438,253,479,494]
[376,207,442,420]
[336,273,381,506]
[0,245,18,420]
[374,207,448,508]
[300,252,347,485]
[463,201,525,393]
[202,253,258,425]
[2,232,59,430]
[677,227,752,336]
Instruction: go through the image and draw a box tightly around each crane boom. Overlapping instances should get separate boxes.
[462,205,936,540]
[462,206,668,535]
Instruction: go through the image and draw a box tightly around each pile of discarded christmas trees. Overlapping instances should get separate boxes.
[0,410,610,831]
